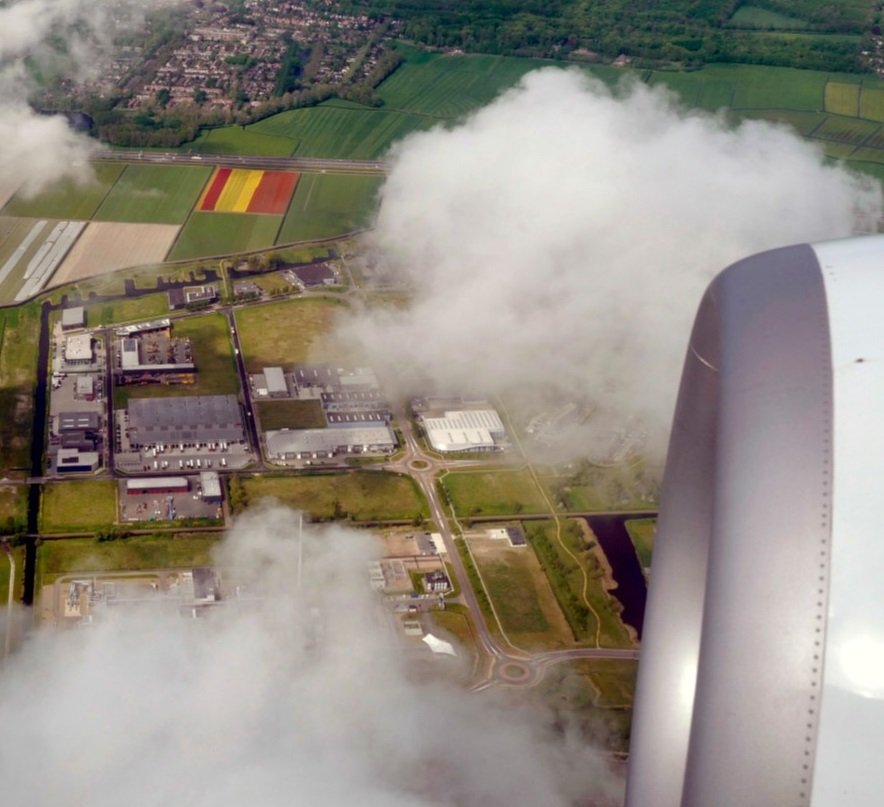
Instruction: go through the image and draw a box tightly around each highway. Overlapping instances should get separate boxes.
[92,149,389,176]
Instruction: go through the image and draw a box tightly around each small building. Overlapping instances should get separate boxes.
[199,471,223,503]
[56,448,99,473]
[168,285,218,310]
[64,334,93,365]
[61,306,85,330]
[192,567,219,602]
[125,477,189,495]
[264,366,288,397]
[75,375,95,401]
[423,570,451,593]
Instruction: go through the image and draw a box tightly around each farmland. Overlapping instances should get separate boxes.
[167,212,282,261]
[0,303,41,470]
[40,480,118,533]
[440,469,549,517]
[53,222,180,285]
[235,297,347,370]
[278,174,382,242]
[94,164,211,224]
[197,168,298,214]
[2,163,123,220]
[236,471,428,521]
[85,293,169,326]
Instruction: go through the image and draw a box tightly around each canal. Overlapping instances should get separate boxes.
[584,512,656,639]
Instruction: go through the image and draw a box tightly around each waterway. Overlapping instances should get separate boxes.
[584,512,655,640]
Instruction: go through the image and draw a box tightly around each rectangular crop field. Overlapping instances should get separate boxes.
[441,469,548,517]
[824,81,861,117]
[118,312,238,406]
[36,533,221,588]
[198,168,298,215]
[0,303,41,469]
[238,471,428,521]
[53,221,180,286]
[860,87,884,122]
[278,173,382,242]
[2,162,123,220]
[251,102,433,160]
[235,297,347,370]
[256,399,326,430]
[187,126,296,156]
[40,480,118,533]
[167,212,282,260]
[94,164,212,224]
[86,292,169,326]
[811,114,879,144]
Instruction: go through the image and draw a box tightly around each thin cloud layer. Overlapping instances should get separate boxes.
[340,68,882,460]
[0,506,620,806]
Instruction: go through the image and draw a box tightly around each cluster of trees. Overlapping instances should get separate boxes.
[334,0,876,71]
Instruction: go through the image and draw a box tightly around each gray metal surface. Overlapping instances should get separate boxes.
[625,243,832,807]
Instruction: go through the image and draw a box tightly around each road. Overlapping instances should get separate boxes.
[224,308,263,467]
[92,149,388,176]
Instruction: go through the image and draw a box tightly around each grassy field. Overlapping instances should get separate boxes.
[441,469,549,517]
[727,5,815,29]
[278,173,382,242]
[85,293,169,326]
[825,81,862,117]
[253,101,432,159]
[625,517,656,570]
[543,462,658,512]
[40,480,118,533]
[168,212,282,261]
[235,297,347,370]
[526,519,634,647]
[860,87,884,122]
[3,163,124,220]
[0,303,41,470]
[255,399,326,430]
[187,126,297,156]
[810,113,879,143]
[94,164,212,224]
[0,547,24,607]
[117,312,238,407]
[237,471,428,521]
[0,483,27,531]
[35,533,221,587]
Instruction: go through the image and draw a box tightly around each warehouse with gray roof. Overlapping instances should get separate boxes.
[126,395,245,448]
[264,425,396,460]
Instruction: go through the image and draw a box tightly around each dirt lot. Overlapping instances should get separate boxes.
[53,221,180,284]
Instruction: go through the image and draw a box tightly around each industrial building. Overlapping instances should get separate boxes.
[168,285,218,310]
[126,395,245,448]
[56,448,99,473]
[64,334,93,366]
[75,375,95,401]
[294,365,380,393]
[59,411,100,432]
[252,366,288,398]
[61,306,85,330]
[199,471,223,503]
[125,477,189,495]
[264,425,396,460]
[421,409,507,453]
[117,334,195,377]
[423,571,451,593]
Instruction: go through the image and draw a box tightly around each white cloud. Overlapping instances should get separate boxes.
[340,68,882,460]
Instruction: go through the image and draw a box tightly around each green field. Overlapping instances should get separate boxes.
[825,81,862,116]
[441,469,549,517]
[0,483,27,531]
[235,297,347,370]
[94,164,212,224]
[35,533,221,587]
[0,547,24,607]
[237,471,428,521]
[85,292,170,326]
[278,173,382,242]
[187,127,297,156]
[625,517,656,570]
[728,5,815,29]
[256,399,326,430]
[811,114,879,143]
[117,312,238,407]
[0,303,41,470]
[168,212,282,261]
[40,480,118,533]
[252,101,433,159]
[860,87,884,122]
[3,163,124,220]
